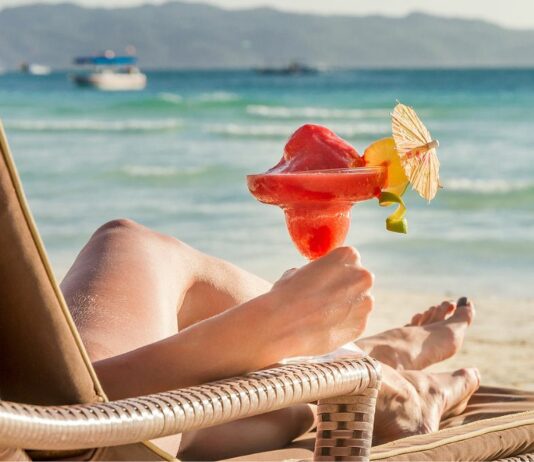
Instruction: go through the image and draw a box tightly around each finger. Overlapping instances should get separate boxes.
[280,267,298,280]
[345,267,374,294]
[351,293,374,338]
[324,246,361,265]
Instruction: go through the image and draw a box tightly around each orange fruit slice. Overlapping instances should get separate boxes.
[363,137,409,196]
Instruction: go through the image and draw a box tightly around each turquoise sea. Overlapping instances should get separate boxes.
[1,69,533,298]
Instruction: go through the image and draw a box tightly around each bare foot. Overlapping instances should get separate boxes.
[373,364,480,444]
[357,298,475,371]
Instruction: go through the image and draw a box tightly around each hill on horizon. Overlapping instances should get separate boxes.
[2,1,534,70]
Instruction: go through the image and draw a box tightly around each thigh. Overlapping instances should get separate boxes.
[61,219,276,457]
[61,218,191,361]
[61,219,198,455]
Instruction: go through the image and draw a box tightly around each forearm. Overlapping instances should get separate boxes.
[94,292,280,399]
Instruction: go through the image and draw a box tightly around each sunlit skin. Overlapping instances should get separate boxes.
[61,219,480,458]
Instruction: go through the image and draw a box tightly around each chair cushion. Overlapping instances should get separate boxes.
[225,387,534,461]
[371,409,534,461]
[371,386,534,461]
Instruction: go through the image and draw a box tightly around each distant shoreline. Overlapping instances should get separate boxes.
[5,66,534,73]
[2,3,534,70]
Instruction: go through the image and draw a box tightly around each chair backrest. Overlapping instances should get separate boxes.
[0,122,173,461]
[0,122,104,404]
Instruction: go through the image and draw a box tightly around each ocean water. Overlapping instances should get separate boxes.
[1,69,533,299]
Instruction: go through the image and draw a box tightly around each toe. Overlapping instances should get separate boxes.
[419,307,435,325]
[409,312,423,326]
[442,301,457,319]
[408,301,461,327]
[437,368,480,419]
[430,301,455,323]
[449,299,475,326]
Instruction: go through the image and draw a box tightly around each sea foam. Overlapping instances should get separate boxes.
[246,105,388,119]
[157,92,184,104]
[445,178,534,194]
[6,118,183,132]
[205,122,387,138]
[195,91,240,102]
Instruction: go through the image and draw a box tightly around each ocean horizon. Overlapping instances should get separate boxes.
[1,68,533,300]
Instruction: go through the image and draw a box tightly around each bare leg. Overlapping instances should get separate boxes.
[61,218,271,363]
[60,219,302,456]
[63,221,472,374]
[61,219,478,459]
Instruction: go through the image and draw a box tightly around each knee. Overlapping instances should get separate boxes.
[91,218,169,247]
[93,218,145,238]
[92,218,189,250]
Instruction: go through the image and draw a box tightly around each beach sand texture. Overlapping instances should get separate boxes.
[369,290,534,390]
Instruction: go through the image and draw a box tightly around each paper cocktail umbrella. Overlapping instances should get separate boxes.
[391,102,440,201]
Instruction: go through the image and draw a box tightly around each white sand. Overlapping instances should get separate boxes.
[366,289,534,390]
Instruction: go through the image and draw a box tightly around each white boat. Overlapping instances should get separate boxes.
[71,51,147,91]
[72,67,147,91]
[20,63,51,75]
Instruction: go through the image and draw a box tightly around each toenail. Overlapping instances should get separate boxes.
[457,297,468,307]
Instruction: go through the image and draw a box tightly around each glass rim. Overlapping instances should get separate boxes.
[247,166,386,177]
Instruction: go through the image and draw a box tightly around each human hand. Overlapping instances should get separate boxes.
[266,246,374,360]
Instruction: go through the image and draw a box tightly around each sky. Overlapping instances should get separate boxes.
[2,0,534,30]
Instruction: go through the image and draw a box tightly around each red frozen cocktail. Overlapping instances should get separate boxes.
[247,125,387,259]
[248,167,385,259]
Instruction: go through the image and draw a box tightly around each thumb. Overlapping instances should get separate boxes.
[280,267,298,280]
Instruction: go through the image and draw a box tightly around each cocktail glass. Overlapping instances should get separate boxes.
[247,166,387,260]
[247,166,387,361]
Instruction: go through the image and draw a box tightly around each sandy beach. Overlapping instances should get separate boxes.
[368,289,534,390]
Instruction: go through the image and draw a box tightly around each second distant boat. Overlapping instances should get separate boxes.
[20,62,51,75]
[254,61,318,76]
[71,51,147,91]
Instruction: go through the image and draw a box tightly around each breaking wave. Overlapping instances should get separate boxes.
[445,178,534,194]
[246,104,388,119]
[6,118,183,132]
[205,122,388,138]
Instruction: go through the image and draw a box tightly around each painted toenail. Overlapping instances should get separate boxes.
[457,297,468,307]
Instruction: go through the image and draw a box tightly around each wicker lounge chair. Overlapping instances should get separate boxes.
[0,120,533,461]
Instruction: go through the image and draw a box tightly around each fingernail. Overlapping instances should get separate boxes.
[457,297,468,307]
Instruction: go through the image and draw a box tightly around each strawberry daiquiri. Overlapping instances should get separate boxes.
[247,125,387,260]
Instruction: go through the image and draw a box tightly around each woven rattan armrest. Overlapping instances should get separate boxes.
[0,356,381,461]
